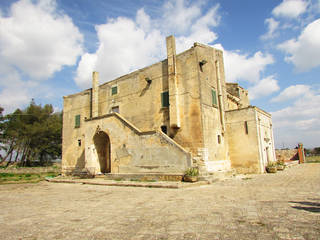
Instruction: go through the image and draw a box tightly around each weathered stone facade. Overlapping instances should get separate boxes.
[62,36,276,175]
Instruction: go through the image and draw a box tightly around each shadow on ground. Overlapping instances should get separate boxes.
[290,200,320,213]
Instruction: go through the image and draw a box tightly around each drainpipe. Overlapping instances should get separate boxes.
[215,60,225,132]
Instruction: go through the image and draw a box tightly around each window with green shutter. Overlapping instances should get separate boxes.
[111,86,118,95]
[75,115,80,128]
[211,88,217,106]
[161,91,169,108]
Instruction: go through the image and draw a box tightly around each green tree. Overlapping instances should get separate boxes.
[0,101,62,167]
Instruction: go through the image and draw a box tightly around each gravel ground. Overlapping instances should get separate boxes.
[0,163,319,240]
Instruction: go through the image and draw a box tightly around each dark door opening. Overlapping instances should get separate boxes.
[93,131,111,173]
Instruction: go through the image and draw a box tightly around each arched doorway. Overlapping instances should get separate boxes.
[93,131,111,173]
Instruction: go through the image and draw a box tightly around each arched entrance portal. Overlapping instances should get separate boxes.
[93,131,111,173]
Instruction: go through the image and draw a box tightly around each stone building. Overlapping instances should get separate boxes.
[62,36,276,176]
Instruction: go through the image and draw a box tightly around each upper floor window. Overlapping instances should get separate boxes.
[161,91,169,108]
[111,86,118,95]
[212,88,217,106]
[244,121,249,134]
[75,114,80,128]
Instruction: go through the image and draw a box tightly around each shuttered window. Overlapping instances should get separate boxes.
[111,86,118,95]
[161,91,169,108]
[75,115,80,128]
[212,88,217,106]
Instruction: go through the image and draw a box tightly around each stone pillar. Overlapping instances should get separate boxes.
[166,35,180,129]
[298,143,305,164]
[92,71,99,118]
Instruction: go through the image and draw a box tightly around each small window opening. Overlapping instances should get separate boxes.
[161,91,169,108]
[161,125,167,134]
[111,106,119,113]
[217,135,221,144]
[75,115,80,128]
[111,86,118,95]
[78,139,81,147]
[212,88,217,106]
[244,121,248,134]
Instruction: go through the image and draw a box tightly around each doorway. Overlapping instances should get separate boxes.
[93,131,111,173]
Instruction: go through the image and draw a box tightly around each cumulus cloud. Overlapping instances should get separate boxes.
[0,0,83,113]
[272,0,309,18]
[248,76,280,100]
[271,85,320,148]
[0,0,83,79]
[261,18,280,40]
[271,84,310,102]
[277,18,320,71]
[214,44,274,83]
[75,0,220,88]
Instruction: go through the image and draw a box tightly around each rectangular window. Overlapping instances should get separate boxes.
[75,115,80,128]
[244,121,248,134]
[212,88,217,106]
[111,86,118,95]
[217,135,221,144]
[161,91,169,108]
[111,106,119,113]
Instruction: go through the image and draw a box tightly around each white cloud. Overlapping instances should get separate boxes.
[272,0,308,18]
[214,44,275,83]
[0,0,83,113]
[75,0,220,88]
[261,18,279,40]
[0,0,83,79]
[0,71,31,113]
[277,18,320,71]
[271,84,310,102]
[248,76,280,100]
[272,85,320,148]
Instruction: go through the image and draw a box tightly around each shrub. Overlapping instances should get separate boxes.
[184,167,199,176]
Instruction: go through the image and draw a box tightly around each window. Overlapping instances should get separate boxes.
[111,86,118,95]
[75,115,80,128]
[211,88,217,106]
[244,121,248,134]
[111,106,119,113]
[161,91,169,108]
[161,125,167,134]
[78,139,81,147]
[217,135,221,144]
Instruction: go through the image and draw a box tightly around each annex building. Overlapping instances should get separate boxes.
[62,36,276,176]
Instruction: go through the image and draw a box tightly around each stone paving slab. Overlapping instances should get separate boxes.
[0,163,319,240]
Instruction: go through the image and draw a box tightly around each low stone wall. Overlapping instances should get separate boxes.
[276,149,299,162]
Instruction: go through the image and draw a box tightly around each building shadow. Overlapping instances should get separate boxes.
[290,200,320,213]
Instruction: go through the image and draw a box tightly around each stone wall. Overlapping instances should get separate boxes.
[62,113,192,175]
[276,149,299,162]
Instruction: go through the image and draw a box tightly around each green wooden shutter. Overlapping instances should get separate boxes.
[161,91,169,107]
[212,89,217,106]
[75,115,80,128]
[111,86,118,95]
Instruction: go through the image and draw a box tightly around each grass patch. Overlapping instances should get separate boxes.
[0,172,59,184]
[114,178,123,181]
[306,156,320,163]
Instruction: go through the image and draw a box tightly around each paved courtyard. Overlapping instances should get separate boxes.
[0,163,319,240]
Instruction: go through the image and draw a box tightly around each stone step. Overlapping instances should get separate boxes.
[103,173,184,182]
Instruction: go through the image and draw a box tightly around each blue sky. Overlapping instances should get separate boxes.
[0,0,319,148]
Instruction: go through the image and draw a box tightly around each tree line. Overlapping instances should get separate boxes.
[0,100,62,167]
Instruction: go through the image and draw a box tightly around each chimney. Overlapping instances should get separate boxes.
[92,71,99,118]
[166,35,180,128]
